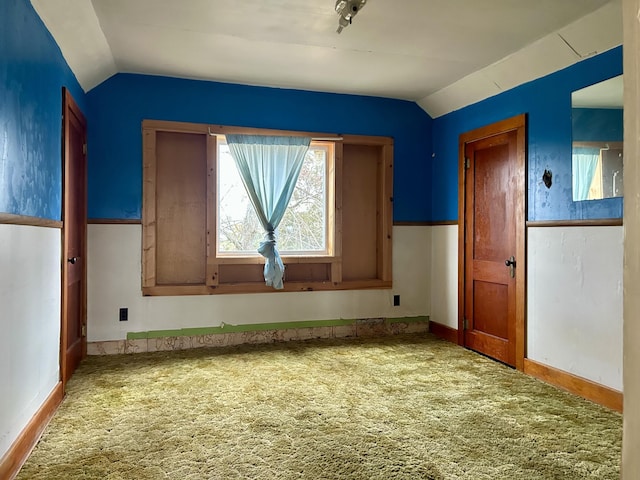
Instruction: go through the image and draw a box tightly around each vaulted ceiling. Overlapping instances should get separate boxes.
[32,0,621,117]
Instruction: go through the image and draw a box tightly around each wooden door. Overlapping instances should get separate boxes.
[61,88,87,388]
[458,114,526,369]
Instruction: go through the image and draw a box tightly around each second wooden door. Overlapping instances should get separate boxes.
[459,115,526,369]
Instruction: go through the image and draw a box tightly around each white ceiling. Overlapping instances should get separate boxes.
[572,75,624,108]
[32,0,622,117]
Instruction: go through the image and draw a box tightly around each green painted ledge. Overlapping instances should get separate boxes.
[127,316,429,340]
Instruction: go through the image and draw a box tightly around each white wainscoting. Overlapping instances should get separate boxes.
[0,224,61,458]
[427,223,623,392]
[429,225,459,329]
[527,226,623,391]
[87,225,431,342]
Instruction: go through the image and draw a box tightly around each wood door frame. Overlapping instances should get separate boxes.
[60,88,87,390]
[457,114,527,371]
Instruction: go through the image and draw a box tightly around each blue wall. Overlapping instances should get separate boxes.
[0,0,85,220]
[86,74,433,221]
[572,108,623,142]
[431,46,623,222]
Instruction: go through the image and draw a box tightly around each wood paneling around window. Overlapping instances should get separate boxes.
[155,131,208,285]
[141,120,393,295]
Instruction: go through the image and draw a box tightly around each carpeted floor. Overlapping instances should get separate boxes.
[17,334,621,479]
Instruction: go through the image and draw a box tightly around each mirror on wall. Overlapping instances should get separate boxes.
[571,75,623,201]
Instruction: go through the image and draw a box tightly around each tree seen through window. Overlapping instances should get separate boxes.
[217,141,328,254]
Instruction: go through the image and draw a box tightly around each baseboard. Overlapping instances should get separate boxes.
[89,317,431,355]
[524,359,622,412]
[0,382,64,480]
[428,321,459,344]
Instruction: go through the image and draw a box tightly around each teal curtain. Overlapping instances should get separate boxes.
[226,135,311,289]
[572,146,600,201]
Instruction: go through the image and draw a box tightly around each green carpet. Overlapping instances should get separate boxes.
[18,334,621,479]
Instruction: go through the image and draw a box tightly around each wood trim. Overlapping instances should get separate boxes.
[142,120,393,293]
[143,285,215,296]
[393,220,458,226]
[513,116,527,371]
[205,134,218,287]
[331,141,343,284]
[144,120,342,141]
[210,124,341,139]
[61,88,88,389]
[140,121,392,147]
[458,114,527,368]
[379,142,394,282]
[429,322,458,344]
[526,219,623,227]
[142,119,210,134]
[141,128,157,288]
[0,382,63,480]
[342,134,393,146]
[459,115,525,143]
[142,279,392,296]
[87,218,141,225]
[457,130,466,347]
[524,358,623,412]
[60,93,70,390]
[215,255,338,265]
[573,141,623,149]
[0,213,62,228]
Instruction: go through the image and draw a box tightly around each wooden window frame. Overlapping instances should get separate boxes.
[142,120,393,295]
[215,139,336,258]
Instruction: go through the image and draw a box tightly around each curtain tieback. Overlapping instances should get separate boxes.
[258,231,277,258]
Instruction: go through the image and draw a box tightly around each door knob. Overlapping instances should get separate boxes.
[67,257,78,264]
[505,256,515,278]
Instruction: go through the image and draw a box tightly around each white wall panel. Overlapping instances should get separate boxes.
[426,224,622,393]
[527,226,623,391]
[0,224,61,458]
[87,225,431,341]
[429,225,458,329]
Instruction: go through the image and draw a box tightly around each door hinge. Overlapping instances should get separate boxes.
[82,143,87,155]
[81,324,87,337]
[463,318,469,330]
[465,157,470,169]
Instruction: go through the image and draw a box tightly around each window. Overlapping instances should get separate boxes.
[217,138,333,256]
[141,120,393,295]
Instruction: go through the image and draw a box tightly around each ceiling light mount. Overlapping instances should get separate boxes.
[335,0,367,34]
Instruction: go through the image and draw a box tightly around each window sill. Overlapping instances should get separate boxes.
[142,279,391,296]
[214,255,337,265]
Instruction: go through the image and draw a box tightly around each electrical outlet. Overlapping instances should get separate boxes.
[393,295,400,306]
[119,307,128,322]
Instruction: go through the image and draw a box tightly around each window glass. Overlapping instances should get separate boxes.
[217,138,329,255]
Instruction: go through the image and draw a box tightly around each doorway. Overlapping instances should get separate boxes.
[457,114,526,370]
[61,88,87,388]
